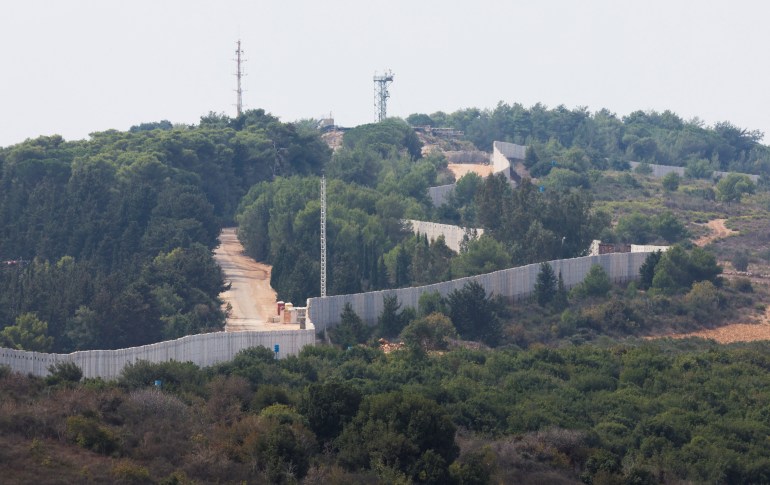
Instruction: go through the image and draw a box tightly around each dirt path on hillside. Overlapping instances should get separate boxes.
[214,228,286,332]
[651,216,770,342]
[447,163,494,179]
[693,218,736,247]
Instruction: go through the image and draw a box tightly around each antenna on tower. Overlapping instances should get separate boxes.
[373,69,394,122]
[320,174,327,297]
[235,40,246,117]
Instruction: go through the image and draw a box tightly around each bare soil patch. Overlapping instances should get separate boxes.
[693,218,736,247]
[447,163,494,179]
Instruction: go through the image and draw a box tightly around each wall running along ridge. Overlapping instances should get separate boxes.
[0,328,315,379]
[406,219,484,253]
[307,251,650,331]
[628,161,760,183]
[428,141,527,206]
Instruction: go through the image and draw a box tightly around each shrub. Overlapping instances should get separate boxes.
[732,278,753,293]
[46,361,83,386]
[732,250,750,272]
[65,415,118,455]
[662,172,680,191]
[573,265,612,298]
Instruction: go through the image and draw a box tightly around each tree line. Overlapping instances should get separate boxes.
[0,110,331,351]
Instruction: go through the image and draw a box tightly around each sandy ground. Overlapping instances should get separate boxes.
[447,163,494,179]
[693,218,736,247]
[213,228,297,332]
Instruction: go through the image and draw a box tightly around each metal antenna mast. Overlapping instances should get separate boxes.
[320,174,327,297]
[235,40,245,117]
[373,70,394,122]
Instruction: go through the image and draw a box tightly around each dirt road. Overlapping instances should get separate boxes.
[693,219,736,247]
[213,228,284,332]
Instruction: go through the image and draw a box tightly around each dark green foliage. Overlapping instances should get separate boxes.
[378,294,410,338]
[336,391,459,482]
[119,360,205,396]
[400,312,458,354]
[661,171,680,191]
[299,382,362,443]
[330,303,369,348]
[65,415,118,455]
[553,272,569,311]
[447,281,502,346]
[652,245,722,293]
[573,264,611,298]
[535,262,557,307]
[46,361,83,385]
[418,291,448,317]
[638,250,663,290]
[0,111,330,351]
[716,173,756,203]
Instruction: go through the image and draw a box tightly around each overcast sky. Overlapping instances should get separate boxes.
[2,0,768,148]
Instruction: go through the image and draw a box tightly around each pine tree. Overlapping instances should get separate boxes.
[553,271,569,311]
[534,262,557,307]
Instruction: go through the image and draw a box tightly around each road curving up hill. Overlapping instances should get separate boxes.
[213,228,282,332]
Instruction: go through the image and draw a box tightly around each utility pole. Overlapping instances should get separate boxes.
[320,174,327,297]
[373,70,394,122]
[235,40,245,117]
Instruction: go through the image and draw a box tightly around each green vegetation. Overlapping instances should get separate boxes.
[4,338,770,483]
[0,110,329,351]
[3,101,770,483]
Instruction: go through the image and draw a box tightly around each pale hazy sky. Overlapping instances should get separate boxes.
[2,0,768,147]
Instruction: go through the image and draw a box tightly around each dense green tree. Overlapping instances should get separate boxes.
[447,281,502,346]
[1,312,53,351]
[661,171,680,191]
[299,382,361,444]
[330,303,368,348]
[534,262,557,307]
[337,391,458,482]
[716,173,756,203]
[638,250,663,290]
[378,295,410,338]
[400,312,458,354]
[572,264,611,298]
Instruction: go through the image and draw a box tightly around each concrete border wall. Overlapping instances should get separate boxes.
[629,161,760,183]
[429,141,528,206]
[307,252,649,331]
[492,141,527,176]
[406,219,484,252]
[0,328,315,379]
[427,184,456,207]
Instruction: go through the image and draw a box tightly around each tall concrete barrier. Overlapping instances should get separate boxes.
[307,252,650,331]
[492,141,527,176]
[629,161,760,183]
[406,219,484,253]
[427,184,456,207]
[428,141,528,206]
[0,328,315,380]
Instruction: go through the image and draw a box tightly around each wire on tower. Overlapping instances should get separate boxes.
[320,174,327,297]
[235,40,246,117]
[373,69,394,122]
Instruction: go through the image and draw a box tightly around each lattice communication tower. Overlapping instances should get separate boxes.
[373,70,394,122]
[320,174,327,297]
[235,40,245,117]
